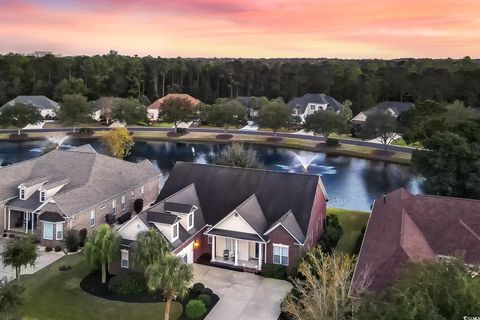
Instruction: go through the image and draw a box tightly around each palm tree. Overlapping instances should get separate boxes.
[146,254,193,320]
[1,236,37,284]
[132,229,169,268]
[84,224,120,284]
[0,278,24,320]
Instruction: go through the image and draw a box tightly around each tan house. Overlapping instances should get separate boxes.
[147,93,201,121]
[0,145,160,246]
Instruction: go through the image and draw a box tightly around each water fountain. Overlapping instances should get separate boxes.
[275,151,337,176]
[293,153,318,173]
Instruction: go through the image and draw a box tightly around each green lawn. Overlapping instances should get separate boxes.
[18,253,183,320]
[327,208,370,255]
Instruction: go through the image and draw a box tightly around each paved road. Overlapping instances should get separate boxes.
[0,127,415,154]
[193,264,291,320]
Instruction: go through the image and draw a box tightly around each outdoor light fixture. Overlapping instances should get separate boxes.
[193,240,200,249]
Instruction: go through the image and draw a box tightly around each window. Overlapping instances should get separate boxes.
[121,249,129,268]
[112,200,116,215]
[273,244,289,266]
[131,191,134,199]
[39,191,46,202]
[310,105,315,110]
[43,222,53,240]
[141,186,144,195]
[187,213,194,229]
[90,210,96,227]
[121,195,126,210]
[208,236,213,244]
[56,223,63,240]
[19,187,25,200]
[172,223,179,241]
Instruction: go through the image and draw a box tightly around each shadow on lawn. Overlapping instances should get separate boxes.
[80,270,219,319]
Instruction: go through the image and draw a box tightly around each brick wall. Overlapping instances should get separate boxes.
[305,184,327,248]
[265,227,305,270]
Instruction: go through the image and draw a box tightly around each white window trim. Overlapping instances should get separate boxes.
[208,235,213,244]
[90,210,96,228]
[19,187,25,200]
[39,191,46,203]
[121,195,126,210]
[141,186,144,195]
[273,243,289,266]
[172,223,179,242]
[121,249,129,268]
[112,199,116,215]
[56,223,63,240]
[187,212,194,230]
[43,222,53,240]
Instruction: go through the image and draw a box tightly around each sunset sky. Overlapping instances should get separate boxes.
[1,0,479,58]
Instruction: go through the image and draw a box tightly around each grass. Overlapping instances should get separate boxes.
[327,208,370,255]
[18,253,183,320]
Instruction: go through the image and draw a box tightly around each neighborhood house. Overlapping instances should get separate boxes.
[351,188,480,294]
[351,101,414,125]
[287,93,343,121]
[147,93,201,121]
[0,95,60,119]
[113,162,328,273]
[0,145,160,246]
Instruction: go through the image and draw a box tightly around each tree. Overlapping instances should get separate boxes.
[157,97,196,132]
[145,254,193,320]
[356,257,480,320]
[360,111,399,146]
[338,100,353,133]
[400,100,447,144]
[303,110,341,138]
[132,229,170,268]
[0,278,24,320]
[256,100,291,137]
[101,127,134,159]
[412,132,480,199]
[1,236,37,284]
[96,97,115,124]
[53,77,88,100]
[215,143,262,168]
[112,98,148,125]
[84,224,120,284]
[205,99,246,133]
[58,94,92,124]
[0,103,43,135]
[281,248,354,320]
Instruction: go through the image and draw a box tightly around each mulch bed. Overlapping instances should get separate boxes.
[215,134,233,140]
[80,270,219,319]
[372,149,395,157]
[167,132,188,138]
[265,137,283,143]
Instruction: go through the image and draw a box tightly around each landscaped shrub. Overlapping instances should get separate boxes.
[54,245,62,252]
[108,274,146,295]
[117,212,132,225]
[261,263,287,280]
[176,127,187,134]
[197,294,212,307]
[79,127,94,135]
[200,288,213,296]
[192,283,205,295]
[134,198,144,214]
[185,299,207,319]
[326,137,339,147]
[318,215,343,253]
[78,228,88,247]
[65,230,79,252]
[45,246,52,252]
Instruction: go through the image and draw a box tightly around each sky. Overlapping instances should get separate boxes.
[1,0,479,58]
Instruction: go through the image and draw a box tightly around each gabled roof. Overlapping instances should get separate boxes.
[147,212,180,225]
[363,101,414,117]
[43,178,70,191]
[1,96,59,110]
[157,162,325,240]
[352,188,480,294]
[164,202,194,214]
[148,94,201,110]
[232,194,267,237]
[288,93,343,113]
[38,211,65,223]
[1,145,159,216]
[21,176,51,188]
[264,210,306,244]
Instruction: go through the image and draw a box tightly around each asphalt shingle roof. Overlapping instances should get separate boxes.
[0,96,59,110]
[288,93,343,113]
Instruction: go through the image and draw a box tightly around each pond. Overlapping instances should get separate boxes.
[0,138,423,211]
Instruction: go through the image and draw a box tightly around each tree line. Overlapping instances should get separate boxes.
[1,52,479,114]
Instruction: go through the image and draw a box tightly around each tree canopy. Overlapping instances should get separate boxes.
[0,103,43,134]
[157,97,197,130]
[215,143,262,168]
[205,99,247,133]
[101,127,134,159]
[360,111,400,145]
[303,110,341,138]
[1,236,37,284]
[112,98,147,125]
[256,100,291,136]
[58,94,92,124]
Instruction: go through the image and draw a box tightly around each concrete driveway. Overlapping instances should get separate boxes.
[0,237,64,281]
[193,264,292,320]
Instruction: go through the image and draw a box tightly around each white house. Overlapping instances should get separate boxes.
[0,96,60,119]
[288,93,343,121]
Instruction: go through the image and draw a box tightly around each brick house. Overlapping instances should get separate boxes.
[0,145,160,246]
[114,162,327,273]
[351,188,480,294]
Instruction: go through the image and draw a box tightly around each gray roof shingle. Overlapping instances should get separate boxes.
[288,93,343,113]
[1,96,59,110]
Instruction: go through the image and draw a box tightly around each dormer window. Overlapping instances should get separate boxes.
[187,212,194,230]
[39,191,46,202]
[19,187,25,200]
[172,222,179,241]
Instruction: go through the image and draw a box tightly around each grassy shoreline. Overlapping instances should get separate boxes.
[0,130,412,165]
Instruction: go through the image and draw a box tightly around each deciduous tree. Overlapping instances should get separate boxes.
[0,103,43,135]
[157,97,196,132]
[112,98,148,125]
[360,111,399,146]
[101,127,134,159]
[303,110,341,138]
[1,236,37,284]
[58,94,92,124]
[256,100,291,137]
[205,99,246,133]
[215,143,262,168]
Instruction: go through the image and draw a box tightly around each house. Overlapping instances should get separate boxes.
[113,162,328,273]
[0,95,60,119]
[351,101,414,125]
[147,94,201,121]
[351,188,480,294]
[287,93,343,121]
[0,145,160,246]
[90,97,135,122]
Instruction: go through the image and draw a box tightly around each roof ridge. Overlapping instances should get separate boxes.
[417,193,480,203]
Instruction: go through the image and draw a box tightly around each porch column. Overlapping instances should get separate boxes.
[25,212,28,233]
[258,243,263,270]
[31,213,35,234]
[211,236,216,262]
[7,208,10,230]
[234,239,239,266]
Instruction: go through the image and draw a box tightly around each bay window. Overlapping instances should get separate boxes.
[121,249,129,268]
[43,222,53,240]
[56,223,63,240]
